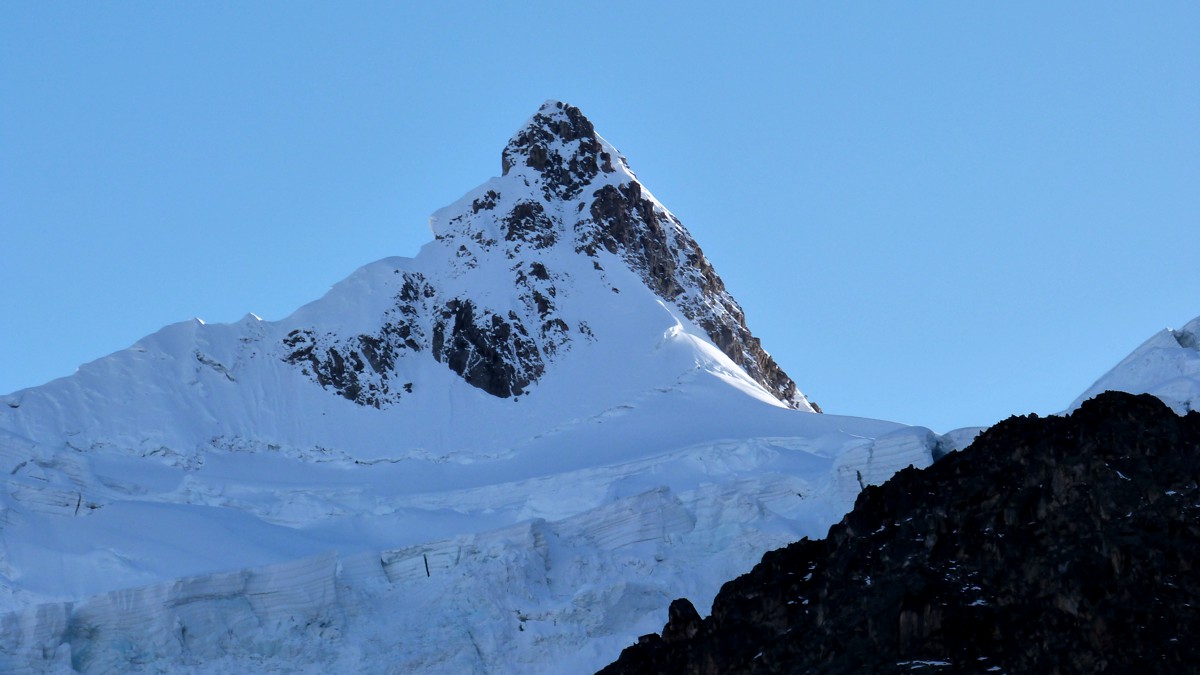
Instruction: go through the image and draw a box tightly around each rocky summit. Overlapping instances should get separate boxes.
[601,391,1200,674]
[282,100,812,410]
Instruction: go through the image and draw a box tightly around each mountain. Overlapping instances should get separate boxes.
[600,390,1200,674]
[0,102,940,673]
[1068,315,1200,415]
[2,100,813,463]
[281,100,813,412]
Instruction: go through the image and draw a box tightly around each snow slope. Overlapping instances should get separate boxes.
[1068,314,1200,414]
[0,101,938,673]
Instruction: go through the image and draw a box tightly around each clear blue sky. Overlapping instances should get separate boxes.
[2,3,1197,432]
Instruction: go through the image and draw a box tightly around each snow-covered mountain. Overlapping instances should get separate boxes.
[1068,315,1200,415]
[0,101,942,673]
[3,101,814,462]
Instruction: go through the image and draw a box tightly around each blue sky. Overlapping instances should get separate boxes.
[2,3,1197,432]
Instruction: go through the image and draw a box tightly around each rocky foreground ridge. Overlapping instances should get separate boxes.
[601,391,1200,673]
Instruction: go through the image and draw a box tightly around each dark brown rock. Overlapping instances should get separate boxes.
[431,299,543,398]
[580,179,804,408]
[471,189,500,214]
[280,273,439,408]
[662,599,703,644]
[504,200,558,248]
[501,101,609,202]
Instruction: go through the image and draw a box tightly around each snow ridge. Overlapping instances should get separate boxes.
[1069,314,1200,414]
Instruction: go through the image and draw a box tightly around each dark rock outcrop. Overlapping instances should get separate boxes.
[430,299,542,398]
[282,268,560,405]
[601,391,1200,673]
[501,101,613,201]
[282,272,433,408]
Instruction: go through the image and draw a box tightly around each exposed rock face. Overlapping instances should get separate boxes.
[501,102,612,201]
[430,299,542,398]
[282,101,811,409]
[600,391,1200,674]
[282,269,558,403]
[282,272,432,408]
[579,179,802,407]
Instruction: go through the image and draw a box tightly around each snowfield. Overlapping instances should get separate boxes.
[1,380,938,673]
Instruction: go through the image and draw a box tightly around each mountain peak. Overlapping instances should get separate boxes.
[500,100,621,200]
[425,100,814,410]
[4,101,815,450]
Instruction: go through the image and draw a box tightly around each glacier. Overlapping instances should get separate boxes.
[1068,315,1200,415]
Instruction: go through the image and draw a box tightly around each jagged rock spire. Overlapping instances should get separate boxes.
[501,100,619,201]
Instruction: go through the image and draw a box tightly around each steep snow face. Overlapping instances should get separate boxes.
[1069,314,1200,414]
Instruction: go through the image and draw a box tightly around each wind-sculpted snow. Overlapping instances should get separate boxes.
[0,100,814,460]
[0,353,923,669]
[0,87,1173,671]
